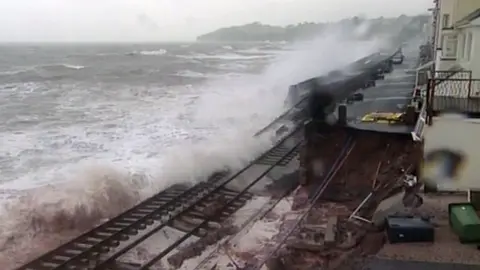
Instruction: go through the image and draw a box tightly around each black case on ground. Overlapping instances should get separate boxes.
[386,215,435,244]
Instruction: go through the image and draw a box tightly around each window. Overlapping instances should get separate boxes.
[443,34,457,58]
[442,14,450,28]
[458,34,466,59]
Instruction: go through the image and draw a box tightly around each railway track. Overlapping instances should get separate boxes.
[16,124,304,270]
[186,133,352,270]
[250,135,357,270]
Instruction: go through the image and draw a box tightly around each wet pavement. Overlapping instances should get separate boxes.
[364,258,480,270]
[339,54,417,134]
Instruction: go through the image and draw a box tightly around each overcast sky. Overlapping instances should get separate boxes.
[0,0,433,42]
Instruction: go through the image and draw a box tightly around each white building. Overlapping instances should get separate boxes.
[435,0,480,76]
[418,0,480,191]
[424,0,480,107]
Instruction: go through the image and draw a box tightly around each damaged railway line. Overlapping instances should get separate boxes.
[15,48,420,270]
[16,125,305,270]
[253,130,420,270]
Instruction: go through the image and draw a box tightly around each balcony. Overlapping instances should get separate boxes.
[426,70,480,124]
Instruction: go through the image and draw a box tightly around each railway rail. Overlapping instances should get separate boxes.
[250,135,357,270]
[16,123,304,270]
[188,132,352,270]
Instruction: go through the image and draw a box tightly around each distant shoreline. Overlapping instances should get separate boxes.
[196,14,429,42]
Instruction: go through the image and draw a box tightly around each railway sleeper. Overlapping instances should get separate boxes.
[170,220,208,237]
[257,150,300,166]
[260,151,290,158]
[167,225,238,268]
[215,193,253,202]
[193,203,242,215]
[77,237,102,245]
[261,152,290,159]
[170,216,222,232]
[187,209,236,220]
[178,216,222,229]
[265,151,291,158]
[170,199,246,236]
[162,190,189,197]
[217,187,246,196]
[105,261,141,270]
[257,159,290,166]
[46,256,96,268]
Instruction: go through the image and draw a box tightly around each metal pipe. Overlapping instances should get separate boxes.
[348,192,373,220]
[352,215,372,224]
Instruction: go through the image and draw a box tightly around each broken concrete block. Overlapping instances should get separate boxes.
[324,216,338,244]
[372,192,407,227]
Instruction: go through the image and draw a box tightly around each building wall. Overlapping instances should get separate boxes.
[436,57,457,71]
[471,24,480,80]
[439,0,454,28]
[435,0,480,78]
[424,114,480,190]
[435,0,455,71]
[425,2,480,191]
[457,23,480,79]
[453,0,480,22]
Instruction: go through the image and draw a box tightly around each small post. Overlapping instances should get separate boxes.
[338,104,347,125]
[405,105,416,126]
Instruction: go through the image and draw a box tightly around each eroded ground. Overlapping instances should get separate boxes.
[272,129,422,270]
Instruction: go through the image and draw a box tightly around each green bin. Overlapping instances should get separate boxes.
[448,203,480,243]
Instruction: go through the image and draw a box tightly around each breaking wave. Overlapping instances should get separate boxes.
[129,49,168,56]
[0,26,387,269]
[177,52,273,61]
[0,64,86,76]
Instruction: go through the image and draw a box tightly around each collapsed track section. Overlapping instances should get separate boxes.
[189,131,354,270]
[250,134,357,270]
[16,125,304,270]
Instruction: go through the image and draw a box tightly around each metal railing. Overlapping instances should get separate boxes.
[425,70,480,124]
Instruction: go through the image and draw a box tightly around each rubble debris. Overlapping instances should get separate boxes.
[302,223,326,232]
[276,131,421,270]
[265,257,287,270]
[325,216,338,244]
[287,239,326,252]
[300,129,348,187]
[167,225,237,268]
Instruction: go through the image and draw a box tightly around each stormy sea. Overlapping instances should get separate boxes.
[0,37,383,268]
